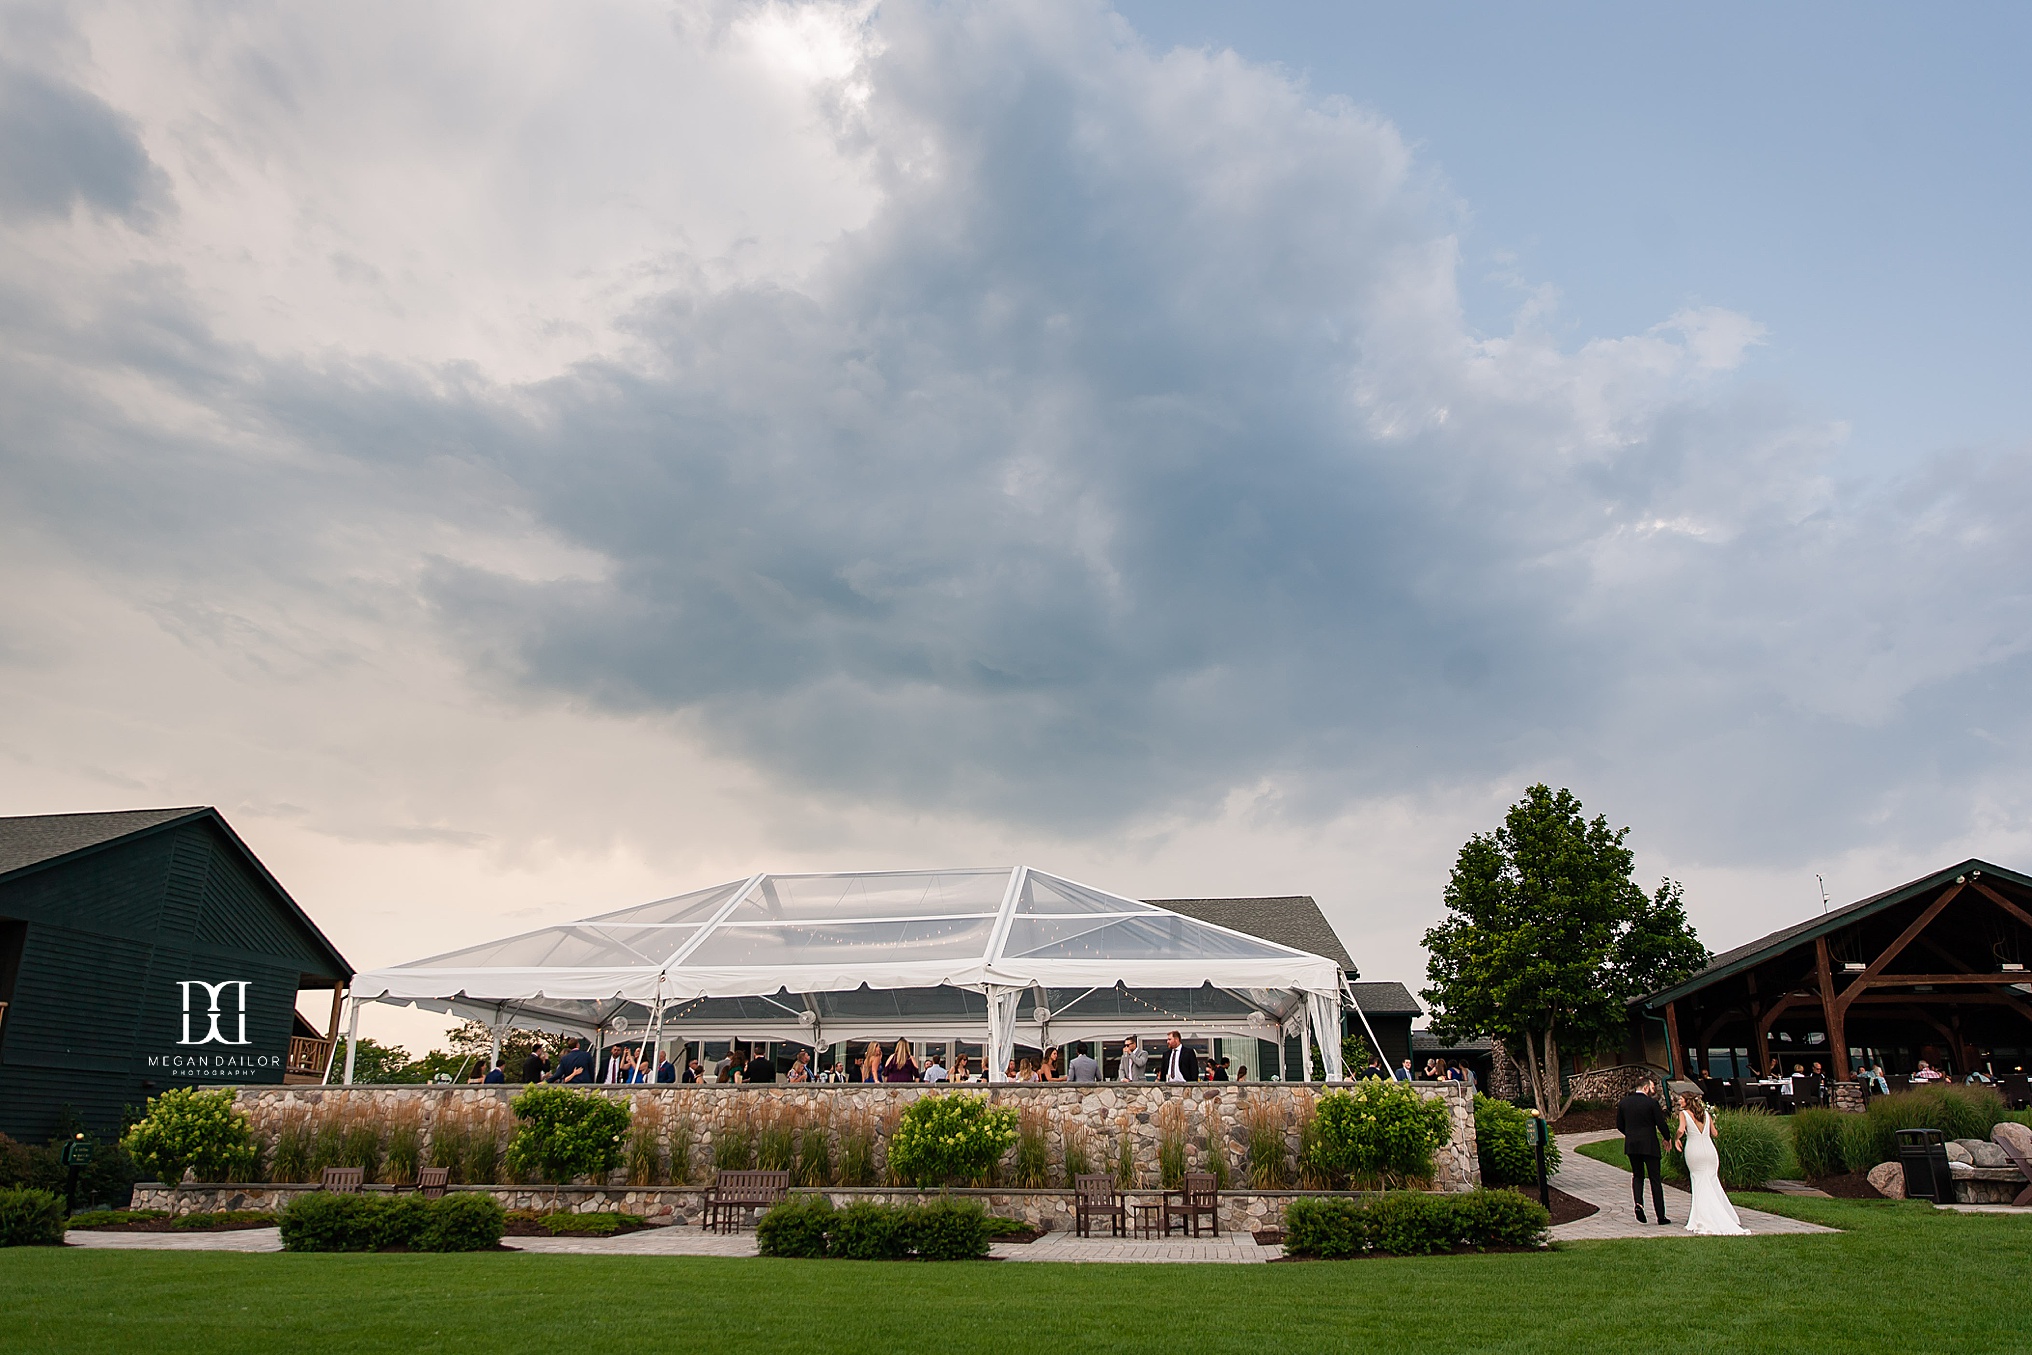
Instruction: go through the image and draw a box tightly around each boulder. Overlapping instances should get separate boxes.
[1955,1138,2009,1169]
[1866,1160,1905,1199]
[1992,1120,2032,1164]
[1944,1140,1974,1165]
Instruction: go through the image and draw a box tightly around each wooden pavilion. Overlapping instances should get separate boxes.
[1640,860,2032,1083]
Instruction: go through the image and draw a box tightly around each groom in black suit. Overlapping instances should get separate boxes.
[1616,1074,1675,1224]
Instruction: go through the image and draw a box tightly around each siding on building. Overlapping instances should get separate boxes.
[0,810,349,1141]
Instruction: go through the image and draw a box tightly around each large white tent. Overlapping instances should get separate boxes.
[348,867,1365,1082]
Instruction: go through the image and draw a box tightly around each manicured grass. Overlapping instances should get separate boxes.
[3,1199,2026,1354]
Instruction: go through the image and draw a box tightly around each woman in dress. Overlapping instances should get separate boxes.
[1676,1090,1750,1236]
[883,1038,919,1082]
[859,1042,885,1084]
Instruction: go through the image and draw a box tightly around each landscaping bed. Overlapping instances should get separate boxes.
[1516,1186,1596,1226]
[1805,1172,1885,1200]
[66,1209,277,1233]
[503,1211,654,1238]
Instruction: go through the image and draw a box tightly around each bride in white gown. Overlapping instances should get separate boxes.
[1676,1091,1750,1236]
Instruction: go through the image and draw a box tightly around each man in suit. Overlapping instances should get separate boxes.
[548,1037,594,1084]
[1617,1074,1676,1224]
[1117,1036,1148,1081]
[1162,1030,1200,1082]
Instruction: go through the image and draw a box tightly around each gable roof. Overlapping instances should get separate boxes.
[1348,980,1423,1016]
[1147,896,1357,971]
[0,807,209,879]
[0,806,352,980]
[1640,857,2032,1010]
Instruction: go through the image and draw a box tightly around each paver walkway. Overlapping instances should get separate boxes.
[1550,1131,1835,1241]
[66,1227,284,1251]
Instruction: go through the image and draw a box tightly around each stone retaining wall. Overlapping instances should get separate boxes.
[220,1080,1479,1192]
[129,1180,1368,1233]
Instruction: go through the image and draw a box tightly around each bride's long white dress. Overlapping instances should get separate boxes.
[1682,1112,1750,1236]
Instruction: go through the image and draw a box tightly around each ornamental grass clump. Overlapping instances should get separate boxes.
[836,1112,878,1187]
[1155,1101,1188,1189]
[667,1114,697,1185]
[1665,1108,1788,1190]
[1859,1086,2008,1166]
[1200,1100,1231,1188]
[1473,1094,1560,1187]
[1061,1122,1093,1182]
[504,1087,630,1184]
[383,1107,422,1186]
[1790,1108,1846,1179]
[122,1088,258,1185]
[1012,1106,1052,1187]
[1305,1083,1453,1190]
[713,1110,756,1173]
[1243,1098,1290,1188]
[269,1113,314,1184]
[794,1105,832,1187]
[884,1093,1019,1188]
[756,1106,797,1174]
[627,1099,665,1186]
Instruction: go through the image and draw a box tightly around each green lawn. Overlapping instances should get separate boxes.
[3,1198,2026,1354]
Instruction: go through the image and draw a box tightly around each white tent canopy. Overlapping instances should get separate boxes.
[349,867,1353,1082]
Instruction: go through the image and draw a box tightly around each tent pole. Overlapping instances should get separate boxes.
[1347,993,1385,1078]
[342,997,361,1085]
[1301,1017,1312,1084]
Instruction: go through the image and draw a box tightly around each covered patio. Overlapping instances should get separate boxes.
[346,867,1370,1082]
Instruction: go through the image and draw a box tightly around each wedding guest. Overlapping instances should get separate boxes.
[921,1051,948,1082]
[681,1056,704,1084]
[655,1051,676,1083]
[481,1062,505,1084]
[1911,1060,1947,1084]
[1068,1047,1100,1082]
[520,1047,548,1084]
[882,1038,919,1082]
[787,1049,812,1083]
[860,1043,885,1084]
[1117,1036,1148,1081]
[1016,1057,1038,1081]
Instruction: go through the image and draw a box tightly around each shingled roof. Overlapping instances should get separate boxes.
[1146,895,1356,971]
[0,807,210,880]
[1347,981,1423,1016]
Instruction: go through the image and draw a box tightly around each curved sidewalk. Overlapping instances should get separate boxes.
[1549,1130,1835,1241]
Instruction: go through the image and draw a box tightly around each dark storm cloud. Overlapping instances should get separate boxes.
[0,61,165,223]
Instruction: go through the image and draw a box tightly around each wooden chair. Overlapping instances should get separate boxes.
[415,1166,450,1200]
[1073,1173,1124,1238]
[700,1170,790,1232]
[320,1166,364,1193]
[1168,1172,1219,1238]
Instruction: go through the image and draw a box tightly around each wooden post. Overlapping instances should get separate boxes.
[1815,936,1849,1082]
[1665,1001,1684,1079]
[1749,974,1772,1077]
[325,983,345,1041]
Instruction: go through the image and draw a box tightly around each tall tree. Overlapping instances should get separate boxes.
[1421,785,1705,1118]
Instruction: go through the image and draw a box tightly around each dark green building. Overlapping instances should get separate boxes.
[0,808,351,1141]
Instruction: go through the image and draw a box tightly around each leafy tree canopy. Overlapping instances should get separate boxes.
[1421,784,1707,1118]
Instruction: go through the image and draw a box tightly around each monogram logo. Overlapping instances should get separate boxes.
[178,980,251,1046]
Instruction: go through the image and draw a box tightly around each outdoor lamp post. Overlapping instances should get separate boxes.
[60,1132,92,1215]
[1529,1111,1550,1208]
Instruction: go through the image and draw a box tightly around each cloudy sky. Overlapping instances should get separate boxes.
[3,1,2028,1051]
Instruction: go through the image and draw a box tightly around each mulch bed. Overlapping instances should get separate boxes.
[1806,1172,1885,1199]
[69,1214,278,1233]
[1526,1185,1598,1226]
[1549,1107,1619,1135]
[990,1227,1043,1244]
[503,1214,655,1238]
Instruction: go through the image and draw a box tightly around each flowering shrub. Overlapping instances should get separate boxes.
[122,1088,258,1184]
[1473,1094,1561,1186]
[1304,1083,1452,1189]
[504,1088,631,1183]
[882,1093,1018,1187]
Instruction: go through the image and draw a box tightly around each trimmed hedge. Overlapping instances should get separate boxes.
[1474,1095,1561,1186]
[279,1190,504,1252]
[0,1188,66,1247]
[1284,1189,1549,1258]
[754,1196,993,1261]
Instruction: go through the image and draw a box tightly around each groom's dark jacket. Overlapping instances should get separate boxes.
[1616,1090,1673,1158]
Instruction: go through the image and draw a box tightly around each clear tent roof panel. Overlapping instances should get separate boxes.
[357,867,1347,1012]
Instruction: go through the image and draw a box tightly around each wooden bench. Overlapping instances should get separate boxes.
[320,1166,364,1193]
[1073,1173,1124,1238]
[700,1170,790,1232]
[415,1166,450,1201]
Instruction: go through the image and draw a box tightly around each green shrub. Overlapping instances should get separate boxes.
[462,1129,502,1186]
[280,1190,501,1251]
[827,1200,913,1259]
[1451,1188,1553,1248]
[1860,1087,2008,1165]
[1665,1109,1788,1189]
[1283,1189,1548,1258]
[910,1197,991,1260]
[756,1116,796,1174]
[122,1088,257,1184]
[837,1122,877,1187]
[884,1094,1019,1188]
[1305,1084,1453,1189]
[169,1210,276,1230]
[1473,1094,1560,1186]
[66,1208,168,1228]
[1791,1109,1847,1178]
[0,1188,66,1246]
[504,1088,630,1183]
[668,1116,697,1186]
[416,1193,505,1251]
[539,1211,634,1235]
[757,1195,833,1257]
[384,1120,421,1186]
[340,1120,384,1183]
[1243,1101,1289,1188]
